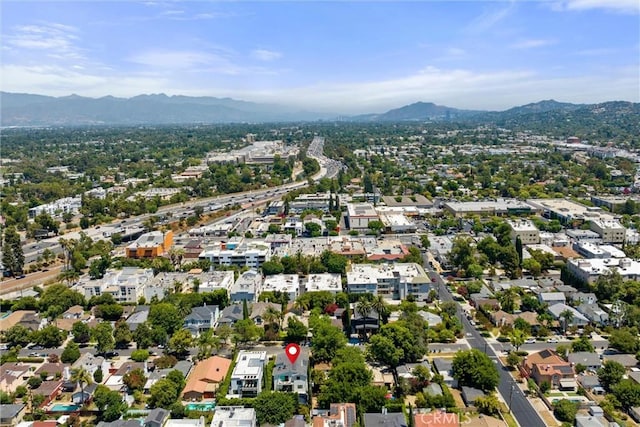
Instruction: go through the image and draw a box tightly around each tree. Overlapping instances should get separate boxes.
[93,322,115,354]
[71,321,91,344]
[370,295,389,325]
[553,399,578,423]
[149,378,179,409]
[286,317,308,343]
[368,334,403,369]
[70,367,92,405]
[131,349,150,362]
[93,368,103,384]
[608,327,640,354]
[515,236,523,267]
[94,385,127,421]
[168,329,193,357]
[571,336,595,353]
[355,298,372,337]
[28,376,43,389]
[133,322,153,349]
[452,349,499,392]
[123,368,146,392]
[233,319,261,344]
[113,321,132,349]
[611,379,640,410]
[149,303,182,336]
[2,227,24,276]
[311,321,347,363]
[506,351,523,369]
[254,392,298,425]
[598,360,626,392]
[196,329,221,360]
[33,325,66,348]
[61,341,81,364]
[475,393,501,416]
[559,309,574,334]
[261,260,284,275]
[2,324,32,348]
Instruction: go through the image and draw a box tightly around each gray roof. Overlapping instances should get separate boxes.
[433,358,453,374]
[577,375,601,388]
[0,404,25,419]
[363,413,407,427]
[145,408,170,426]
[97,421,141,427]
[568,352,601,367]
[185,305,219,322]
[218,304,244,324]
[424,383,443,396]
[461,386,485,405]
[274,348,309,376]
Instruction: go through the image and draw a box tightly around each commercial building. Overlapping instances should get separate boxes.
[443,199,535,218]
[28,196,82,219]
[79,267,154,303]
[289,192,333,213]
[230,270,263,303]
[378,212,417,234]
[227,351,267,399]
[589,219,626,243]
[507,219,540,244]
[199,240,271,269]
[527,198,615,225]
[346,263,432,300]
[305,274,342,294]
[126,230,173,259]
[262,274,300,302]
[567,257,640,284]
[346,203,379,230]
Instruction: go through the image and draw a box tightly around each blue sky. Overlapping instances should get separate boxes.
[2,0,638,113]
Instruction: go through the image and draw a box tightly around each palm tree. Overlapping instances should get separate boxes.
[58,238,77,273]
[168,247,185,269]
[197,329,221,360]
[370,295,388,326]
[70,367,92,406]
[356,298,372,339]
[559,309,574,334]
[263,306,282,332]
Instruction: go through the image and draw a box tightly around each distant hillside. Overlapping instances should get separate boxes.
[351,101,481,121]
[0,92,334,126]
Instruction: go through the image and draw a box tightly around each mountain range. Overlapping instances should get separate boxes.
[1,92,638,129]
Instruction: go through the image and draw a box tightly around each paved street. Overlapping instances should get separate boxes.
[426,258,546,427]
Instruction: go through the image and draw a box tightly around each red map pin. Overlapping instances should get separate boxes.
[285,343,301,364]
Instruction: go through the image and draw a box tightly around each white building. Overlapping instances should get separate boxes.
[28,196,82,219]
[508,219,540,244]
[210,406,256,427]
[79,267,154,303]
[377,212,416,234]
[305,274,343,294]
[567,257,640,284]
[346,263,432,300]
[230,270,263,303]
[589,219,626,244]
[197,270,236,295]
[262,274,300,302]
[227,351,267,399]
[199,241,271,269]
[289,192,332,213]
[346,203,379,230]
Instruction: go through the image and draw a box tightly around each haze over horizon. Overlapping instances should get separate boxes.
[2,0,639,114]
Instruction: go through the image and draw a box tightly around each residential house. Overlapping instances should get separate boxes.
[461,386,485,406]
[182,356,231,401]
[273,348,309,403]
[184,305,220,336]
[577,374,604,395]
[568,352,601,372]
[144,408,170,427]
[570,292,598,305]
[35,363,67,380]
[363,412,407,427]
[575,416,605,427]
[396,361,431,380]
[602,353,638,368]
[312,403,357,427]
[210,406,256,427]
[227,351,267,399]
[0,363,32,394]
[126,305,150,331]
[351,308,379,335]
[248,302,283,327]
[432,358,458,388]
[72,353,106,379]
[577,303,609,325]
[96,421,142,427]
[62,305,85,319]
[0,404,26,427]
[0,310,41,331]
[414,410,459,427]
[538,292,566,306]
[32,380,63,407]
[72,383,98,405]
[491,310,540,329]
[230,270,263,303]
[547,303,589,327]
[522,349,575,389]
[104,362,146,391]
[262,274,300,302]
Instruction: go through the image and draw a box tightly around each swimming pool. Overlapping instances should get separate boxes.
[50,404,80,412]
[186,402,216,412]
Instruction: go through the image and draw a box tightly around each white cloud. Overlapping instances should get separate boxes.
[510,39,556,49]
[555,0,639,13]
[127,50,240,73]
[3,23,84,60]
[251,49,283,61]
[465,4,515,33]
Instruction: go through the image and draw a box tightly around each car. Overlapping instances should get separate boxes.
[466,332,473,337]
[547,337,559,343]
[105,351,119,358]
[524,338,536,344]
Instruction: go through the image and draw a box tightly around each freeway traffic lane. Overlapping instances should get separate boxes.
[426,260,546,427]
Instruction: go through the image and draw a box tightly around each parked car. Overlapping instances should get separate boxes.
[524,338,536,344]
[547,337,559,343]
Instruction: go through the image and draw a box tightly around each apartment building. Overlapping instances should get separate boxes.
[589,219,626,244]
[273,348,309,403]
[79,267,154,303]
[507,219,540,244]
[346,263,432,300]
[199,240,270,268]
[262,274,300,302]
[227,351,267,399]
[230,270,263,303]
[126,230,173,259]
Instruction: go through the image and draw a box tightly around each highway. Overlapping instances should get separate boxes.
[425,256,546,427]
[4,136,343,294]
